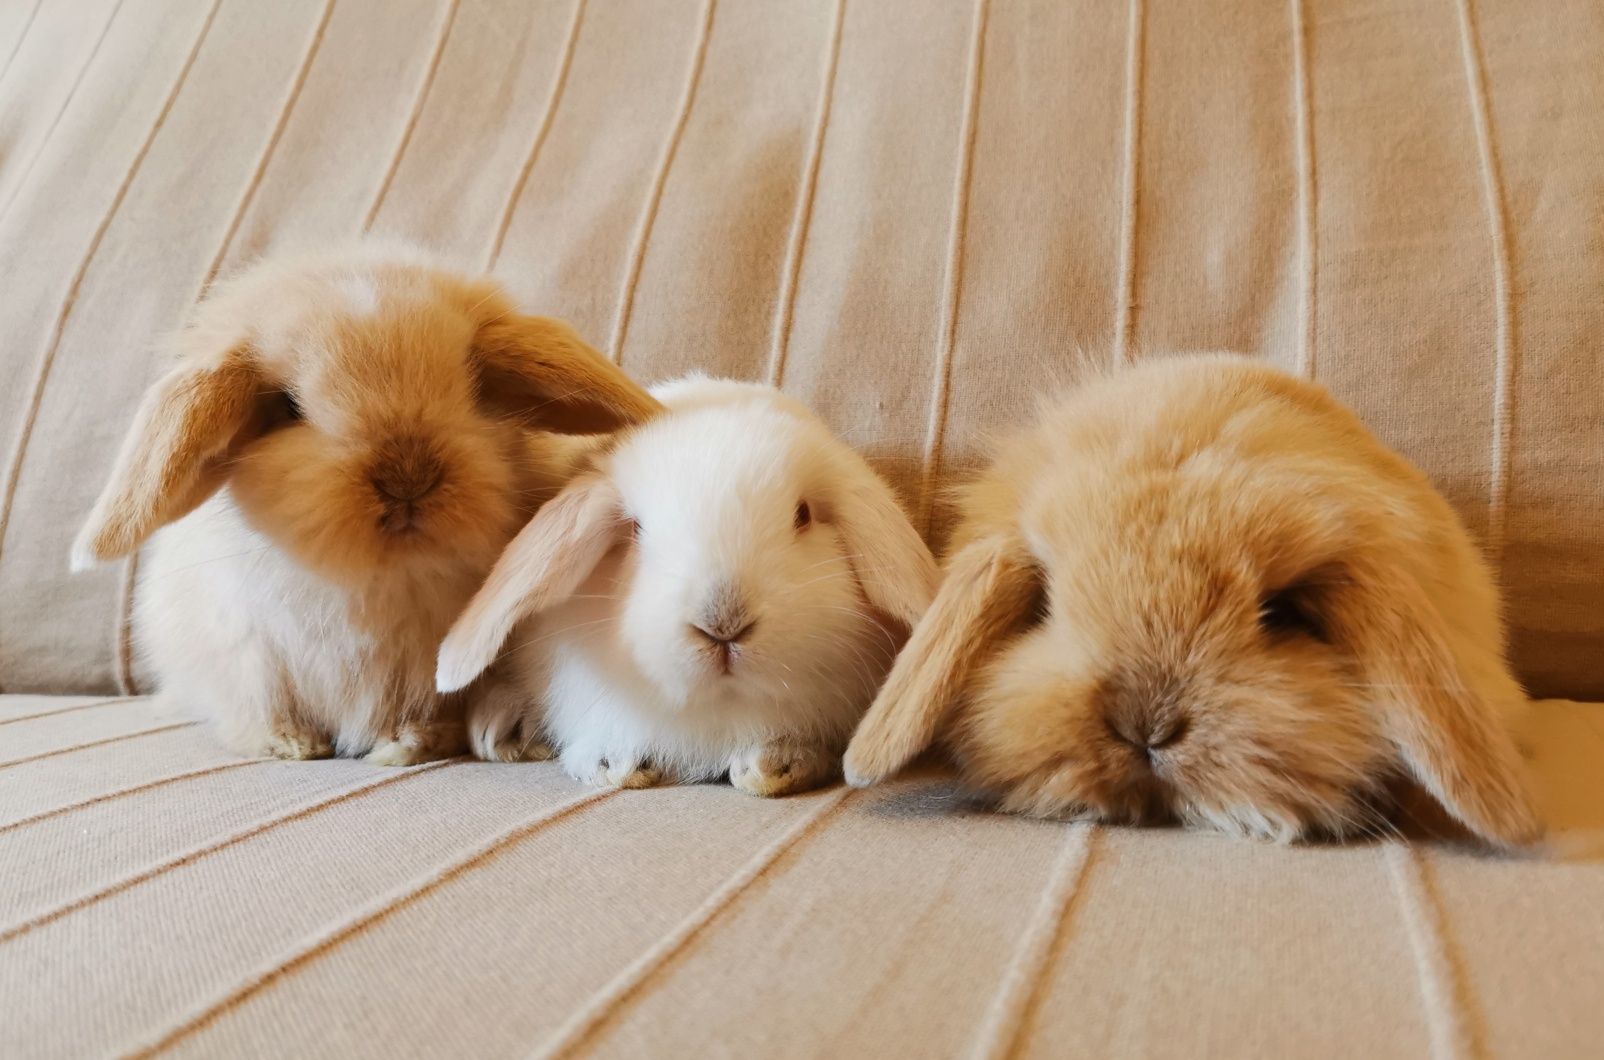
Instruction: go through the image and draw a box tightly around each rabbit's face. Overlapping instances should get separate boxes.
[950,468,1398,843]
[226,270,524,583]
[612,405,887,712]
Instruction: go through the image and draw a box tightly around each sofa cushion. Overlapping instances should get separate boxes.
[1,693,1601,1056]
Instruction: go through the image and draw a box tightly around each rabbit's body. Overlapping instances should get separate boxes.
[139,482,514,760]
[846,354,1542,848]
[439,377,937,795]
[76,245,660,762]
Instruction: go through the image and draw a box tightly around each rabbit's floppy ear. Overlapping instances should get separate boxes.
[1335,564,1542,848]
[830,469,940,629]
[72,347,261,570]
[473,313,662,433]
[436,473,624,692]
[844,533,1039,786]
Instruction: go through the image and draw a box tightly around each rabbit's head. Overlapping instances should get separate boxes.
[74,245,660,585]
[846,356,1542,848]
[438,378,937,721]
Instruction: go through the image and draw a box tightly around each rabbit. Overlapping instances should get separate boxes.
[435,376,939,796]
[71,243,662,764]
[843,354,1543,848]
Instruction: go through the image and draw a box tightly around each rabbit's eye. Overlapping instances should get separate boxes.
[625,518,641,539]
[1259,583,1326,642]
[263,390,303,430]
[794,500,812,531]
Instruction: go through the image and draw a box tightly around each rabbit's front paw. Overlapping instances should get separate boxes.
[729,737,839,797]
[562,746,661,789]
[265,720,333,761]
[468,693,553,763]
[365,720,463,767]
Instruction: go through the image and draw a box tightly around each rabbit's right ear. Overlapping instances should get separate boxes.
[436,474,624,692]
[844,533,1039,786]
[472,312,663,434]
[72,348,261,570]
[1335,563,1543,848]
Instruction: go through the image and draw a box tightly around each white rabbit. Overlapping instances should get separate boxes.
[72,245,661,763]
[437,376,938,796]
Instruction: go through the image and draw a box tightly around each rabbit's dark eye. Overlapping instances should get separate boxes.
[794,500,812,531]
[625,517,641,540]
[263,390,303,431]
[1259,583,1327,642]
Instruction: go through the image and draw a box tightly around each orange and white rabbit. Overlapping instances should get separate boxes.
[73,245,661,763]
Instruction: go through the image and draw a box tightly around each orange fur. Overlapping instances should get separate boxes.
[846,354,1542,848]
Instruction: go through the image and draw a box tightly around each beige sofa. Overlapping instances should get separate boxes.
[2,1,1601,1056]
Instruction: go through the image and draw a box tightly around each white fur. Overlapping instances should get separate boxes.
[445,377,938,791]
[140,492,484,757]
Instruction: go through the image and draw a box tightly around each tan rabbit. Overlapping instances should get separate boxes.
[845,354,1542,848]
[73,243,661,764]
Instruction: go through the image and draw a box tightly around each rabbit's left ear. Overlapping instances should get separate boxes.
[73,347,262,570]
[829,466,939,629]
[436,472,625,693]
[472,311,662,433]
[1336,565,1543,848]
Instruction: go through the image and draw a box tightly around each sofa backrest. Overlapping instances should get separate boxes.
[1,0,1599,698]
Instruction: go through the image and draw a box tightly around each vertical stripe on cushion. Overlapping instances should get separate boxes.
[0,0,222,693]
[1467,1,1604,698]
[530,788,852,1059]
[766,0,848,389]
[1385,844,1481,1060]
[483,0,590,270]
[1452,0,1517,573]
[968,824,1099,1060]
[917,0,991,534]
[1113,0,1145,366]
[362,0,467,234]
[122,786,617,1058]
[608,0,718,364]
[1290,0,1318,379]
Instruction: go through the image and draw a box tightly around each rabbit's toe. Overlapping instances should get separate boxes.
[729,738,838,797]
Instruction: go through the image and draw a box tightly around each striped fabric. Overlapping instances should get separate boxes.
[0,694,1600,1057]
[0,0,1601,698]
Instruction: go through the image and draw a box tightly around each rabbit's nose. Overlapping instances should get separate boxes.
[692,584,757,645]
[1106,711,1187,751]
[1098,668,1188,752]
[371,436,445,504]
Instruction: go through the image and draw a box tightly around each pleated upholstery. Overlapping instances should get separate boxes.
[0,696,1599,1057]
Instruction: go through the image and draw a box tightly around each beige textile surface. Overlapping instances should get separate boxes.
[0,0,1602,699]
[0,694,1599,1058]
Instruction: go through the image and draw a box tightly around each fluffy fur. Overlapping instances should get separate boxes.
[844,354,1543,848]
[73,244,660,763]
[437,377,938,796]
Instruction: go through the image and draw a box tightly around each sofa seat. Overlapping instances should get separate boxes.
[2,693,1601,1058]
